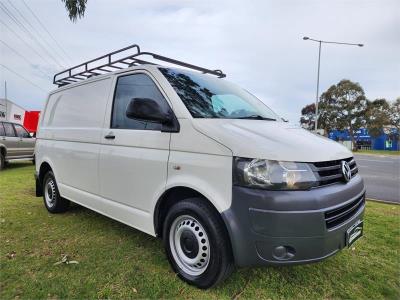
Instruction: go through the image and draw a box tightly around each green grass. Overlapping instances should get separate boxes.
[354,149,400,156]
[1,162,399,299]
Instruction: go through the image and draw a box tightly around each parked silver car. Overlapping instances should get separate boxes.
[0,121,35,170]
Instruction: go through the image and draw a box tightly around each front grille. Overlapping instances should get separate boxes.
[324,194,365,229]
[313,157,358,186]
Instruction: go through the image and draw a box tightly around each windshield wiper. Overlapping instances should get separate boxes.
[236,115,276,121]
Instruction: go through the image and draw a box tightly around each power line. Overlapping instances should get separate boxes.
[0,2,64,68]
[21,0,73,63]
[5,0,68,65]
[0,2,59,68]
[0,63,48,93]
[0,2,65,69]
[0,39,51,79]
[5,0,70,66]
[0,19,55,68]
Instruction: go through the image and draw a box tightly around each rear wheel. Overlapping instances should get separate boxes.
[163,198,234,289]
[42,171,69,213]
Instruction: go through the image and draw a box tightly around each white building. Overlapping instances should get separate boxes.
[0,98,26,125]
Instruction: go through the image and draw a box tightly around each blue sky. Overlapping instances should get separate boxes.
[1,0,399,123]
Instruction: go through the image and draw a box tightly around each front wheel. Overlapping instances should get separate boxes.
[163,198,234,289]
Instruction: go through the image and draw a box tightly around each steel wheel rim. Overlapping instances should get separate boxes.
[44,178,56,208]
[169,215,210,276]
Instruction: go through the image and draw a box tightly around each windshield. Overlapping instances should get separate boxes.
[159,67,280,120]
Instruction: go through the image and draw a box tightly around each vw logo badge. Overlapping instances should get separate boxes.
[341,161,352,182]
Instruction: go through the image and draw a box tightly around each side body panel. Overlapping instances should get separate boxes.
[37,77,113,196]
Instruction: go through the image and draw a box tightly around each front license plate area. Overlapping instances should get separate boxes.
[346,220,363,247]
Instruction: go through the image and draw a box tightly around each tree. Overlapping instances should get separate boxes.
[388,98,400,143]
[300,103,316,130]
[365,98,391,138]
[300,79,368,149]
[389,98,400,130]
[61,0,87,22]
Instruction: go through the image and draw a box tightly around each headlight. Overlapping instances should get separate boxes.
[233,157,318,190]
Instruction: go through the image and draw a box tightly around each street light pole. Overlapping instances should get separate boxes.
[315,41,321,132]
[303,36,364,132]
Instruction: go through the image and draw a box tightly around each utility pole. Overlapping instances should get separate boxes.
[4,81,8,120]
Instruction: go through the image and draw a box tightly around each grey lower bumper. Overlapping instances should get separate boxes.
[222,174,366,266]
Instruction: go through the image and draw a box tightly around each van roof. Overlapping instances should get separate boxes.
[53,44,226,87]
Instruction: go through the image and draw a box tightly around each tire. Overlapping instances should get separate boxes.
[163,198,234,289]
[0,152,4,171]
[42,171,69,213]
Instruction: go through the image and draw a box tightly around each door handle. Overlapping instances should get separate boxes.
[104,134,115,140]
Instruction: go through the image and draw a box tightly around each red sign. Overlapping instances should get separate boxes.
[23,111,40,133]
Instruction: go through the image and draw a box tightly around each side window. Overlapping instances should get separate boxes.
[0,123,5,136]
[111,73,171,130]
[3,123,16,137]
[14,124,30,138]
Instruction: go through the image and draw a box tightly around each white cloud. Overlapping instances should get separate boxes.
[1,0,399,122]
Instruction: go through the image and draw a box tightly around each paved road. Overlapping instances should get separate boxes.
[354,154,400,203]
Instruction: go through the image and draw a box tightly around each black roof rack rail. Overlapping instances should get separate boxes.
[53,44,226,87]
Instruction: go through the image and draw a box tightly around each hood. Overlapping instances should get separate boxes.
[192,119,352,162]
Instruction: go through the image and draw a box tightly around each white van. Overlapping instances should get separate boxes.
[35,45,365,288]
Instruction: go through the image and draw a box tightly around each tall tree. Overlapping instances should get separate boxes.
[61,0,87,22]
[301,79,368,149]
[365,98,391,137]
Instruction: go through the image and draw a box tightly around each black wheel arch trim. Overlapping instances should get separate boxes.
[35,162,53,197]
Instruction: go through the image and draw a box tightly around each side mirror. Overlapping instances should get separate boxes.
[29,132,34,138]
[281,117,289,122]
[126,98,172,124]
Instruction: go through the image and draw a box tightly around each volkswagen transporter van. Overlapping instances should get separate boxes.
[35,45,365,288]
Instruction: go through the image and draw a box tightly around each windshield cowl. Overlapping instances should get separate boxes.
[235,115,277,121]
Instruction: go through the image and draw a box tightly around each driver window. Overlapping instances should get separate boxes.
[111,73,169,131]
[14,124,30,138]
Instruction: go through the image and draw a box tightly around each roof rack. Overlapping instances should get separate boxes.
[53,44,226,86]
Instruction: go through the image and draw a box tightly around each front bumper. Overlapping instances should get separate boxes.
[221,174,366,266]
